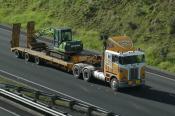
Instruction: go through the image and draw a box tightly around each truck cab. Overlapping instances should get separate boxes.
[103,36,145,90]
[104,50,145,90]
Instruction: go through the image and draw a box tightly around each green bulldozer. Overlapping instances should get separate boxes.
[35,26,83,54]
[52,28,83,54]
[26,21,84,60]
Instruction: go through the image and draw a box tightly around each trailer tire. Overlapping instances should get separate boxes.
[24,53,30,62]
[110,78,119,91]
[14,50,20,58]
[35,56,41,65]
[83,68,92,82]
[72,65,81,79]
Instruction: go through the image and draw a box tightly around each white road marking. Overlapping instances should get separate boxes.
[146,71,175,82]
[0,69,106,111]
[0,106,20,116]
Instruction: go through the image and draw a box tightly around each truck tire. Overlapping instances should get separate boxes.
[14,50,20,58]
[72,65,81,79]
[34,56,41,65]
[24,53,30,62]
[83,68,92,82]
[110,78,119,91]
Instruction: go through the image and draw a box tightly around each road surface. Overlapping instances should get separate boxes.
[0,99,33,116]
[0,27,175,116]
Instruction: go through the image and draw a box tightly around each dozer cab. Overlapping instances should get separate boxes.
[52,28,83,54]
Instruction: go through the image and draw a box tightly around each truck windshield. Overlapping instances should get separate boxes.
[119,55,145,65]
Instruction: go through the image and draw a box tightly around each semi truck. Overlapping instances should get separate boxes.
[11,21,145,91]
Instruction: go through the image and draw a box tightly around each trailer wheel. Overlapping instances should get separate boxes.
[72,65,81,79]
[24,53,30,62]
[34,56,41,65]
[14,50,20,58]
[110,78,119,91]
[83,68,91,82]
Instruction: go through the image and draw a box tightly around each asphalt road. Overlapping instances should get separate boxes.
[0,107,19,116]
[0,27,175,116]
[0,99,33,116]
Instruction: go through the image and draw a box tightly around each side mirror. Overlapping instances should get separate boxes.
[100,33,108,40]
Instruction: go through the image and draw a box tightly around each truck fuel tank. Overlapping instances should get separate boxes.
[93,70,105,81]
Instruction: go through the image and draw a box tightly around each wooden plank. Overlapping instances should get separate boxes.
[27,21,35,48]
[11,24,21,48]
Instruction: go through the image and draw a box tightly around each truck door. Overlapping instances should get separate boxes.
[106,52,113,73]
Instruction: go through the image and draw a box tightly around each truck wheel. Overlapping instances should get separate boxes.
[83,68,91,82]
[110,78,119,91]
[25,53,30,62]
[73,65,81,79]
[14,50,20,58]
[35,56,41,65]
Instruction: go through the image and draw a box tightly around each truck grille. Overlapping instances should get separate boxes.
[130,68,139,80]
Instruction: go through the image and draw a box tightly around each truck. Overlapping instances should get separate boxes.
[11,21,145,91]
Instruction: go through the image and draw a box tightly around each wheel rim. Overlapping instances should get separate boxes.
[73,66,80,78]
[35,57,40,64]
[111,79,118,91]
[25,53,29,61]
[83,69,90,81]
[15,50,20,58]
[84,71,88,79]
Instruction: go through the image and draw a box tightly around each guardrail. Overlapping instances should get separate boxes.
[0,85,69,116]
[0,84,118,116]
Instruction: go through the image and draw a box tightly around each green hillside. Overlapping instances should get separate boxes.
[0,0,175,72]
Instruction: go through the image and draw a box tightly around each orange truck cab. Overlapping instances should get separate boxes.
[73,36,145,91]
[103,36,145,90]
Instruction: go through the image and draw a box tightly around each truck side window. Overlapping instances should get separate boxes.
[108,53,112,61]
[54,30,59,47]
[112,55,119,63]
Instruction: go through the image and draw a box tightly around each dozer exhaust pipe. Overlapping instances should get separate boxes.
[11,23,21,48]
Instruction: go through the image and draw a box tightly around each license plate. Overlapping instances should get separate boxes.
[136,80,141,85]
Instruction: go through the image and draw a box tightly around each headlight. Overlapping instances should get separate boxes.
[140,66,145,79]
[118,68,128,81]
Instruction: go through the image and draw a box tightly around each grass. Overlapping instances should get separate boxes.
[0,0,175,73]
[0,76,25,87]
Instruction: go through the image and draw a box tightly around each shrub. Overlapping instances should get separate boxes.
[169,16,175,34]
[158,61,172,70]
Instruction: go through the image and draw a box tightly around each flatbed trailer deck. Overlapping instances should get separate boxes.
[11,47,74,71]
